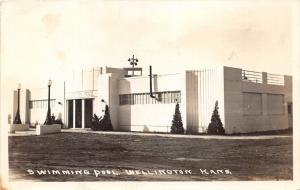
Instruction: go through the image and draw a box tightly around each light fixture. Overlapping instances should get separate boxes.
[48,80,52,86]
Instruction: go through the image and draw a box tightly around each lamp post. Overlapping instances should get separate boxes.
[13,83,22,124]
[44,80,52,125]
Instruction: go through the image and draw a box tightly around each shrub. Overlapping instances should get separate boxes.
[100,105,113,131]
[91,105,113,131]
[171,102,184,134]
[207,101,225,135]
[51,115,63,128]
[91,114,102,131]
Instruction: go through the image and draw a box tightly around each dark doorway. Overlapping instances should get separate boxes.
[75,99,82,128]
[84,99,93,128]
[68,100,73,128]
[288,102,293,128]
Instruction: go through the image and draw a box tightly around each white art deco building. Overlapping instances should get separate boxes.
[11,65,293,134]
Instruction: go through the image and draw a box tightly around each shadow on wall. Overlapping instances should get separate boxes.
[154,74,158,92]
[152,74,162,102]
[58,112,62,120]
[8,114,12,124]
[119,79,131,131]
[12,90,17,123]
[26,90,31,124]
[186,71,199,134]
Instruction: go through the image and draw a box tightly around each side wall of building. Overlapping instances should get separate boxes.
[117,73,186,133]
[224,67,292,134]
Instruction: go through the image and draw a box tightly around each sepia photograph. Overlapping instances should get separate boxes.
[0,0,299,189]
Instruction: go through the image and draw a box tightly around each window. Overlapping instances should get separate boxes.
[119,91,181,105]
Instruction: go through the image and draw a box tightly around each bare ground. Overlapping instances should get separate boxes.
[8,132,293,181]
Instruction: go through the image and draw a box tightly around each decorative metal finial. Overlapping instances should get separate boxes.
[128,54,139,76]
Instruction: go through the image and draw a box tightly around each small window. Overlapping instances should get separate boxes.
[288,103,292,114]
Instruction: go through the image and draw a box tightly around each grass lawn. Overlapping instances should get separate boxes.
[9,132,292,181]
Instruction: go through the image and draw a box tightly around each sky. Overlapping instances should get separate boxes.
[0,0,295,89]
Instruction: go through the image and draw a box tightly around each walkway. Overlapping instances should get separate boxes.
[62,129,291,140]
[8,128,292,140]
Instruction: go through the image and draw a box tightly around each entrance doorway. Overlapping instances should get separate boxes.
[67,100,73,128]
[75,99,82,128]
[288,102,293,128]
[67,99,93,128]
[84,99,93,128]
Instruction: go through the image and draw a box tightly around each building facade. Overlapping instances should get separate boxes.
[11,66,293,134]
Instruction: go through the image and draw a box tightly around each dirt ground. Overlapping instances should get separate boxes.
[8,132,293,181]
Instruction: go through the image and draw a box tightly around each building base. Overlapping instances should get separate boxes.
[36,124,61,135]
[9,124,30,133]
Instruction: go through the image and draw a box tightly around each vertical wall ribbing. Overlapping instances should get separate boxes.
[186,72,190,129]
[200,71,203,128]
[197,71,200,129]
[185,68,225,134]
[186,68,224,133]
[190,71,195,129]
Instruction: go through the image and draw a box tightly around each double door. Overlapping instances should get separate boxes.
[67,99,93,128]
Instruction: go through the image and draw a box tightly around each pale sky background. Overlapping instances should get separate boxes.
[0,0,295,89]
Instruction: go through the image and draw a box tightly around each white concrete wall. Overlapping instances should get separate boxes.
[36,124,61,135]
[119,104,178,132]
[64,66,125,129]
[66,67,100,92]
[29,83,65,125]
[95,72,121,129]
[96,74,110,117]
[224,66,292,134]
[82,70,94,91]
[9,124,30,133]
[12,89,31,125]
[185,68,225,134]
[109,73,121,130]
[105,67,126,76]
[118,73,186,132]
[118,73,184,94]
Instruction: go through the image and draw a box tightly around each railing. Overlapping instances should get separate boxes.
[242,70,263,84]
[267,73,284,85]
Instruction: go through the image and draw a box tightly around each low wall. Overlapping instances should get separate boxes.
[62,124,68,129]
[9,124,30,133]
[36,124,61,135]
